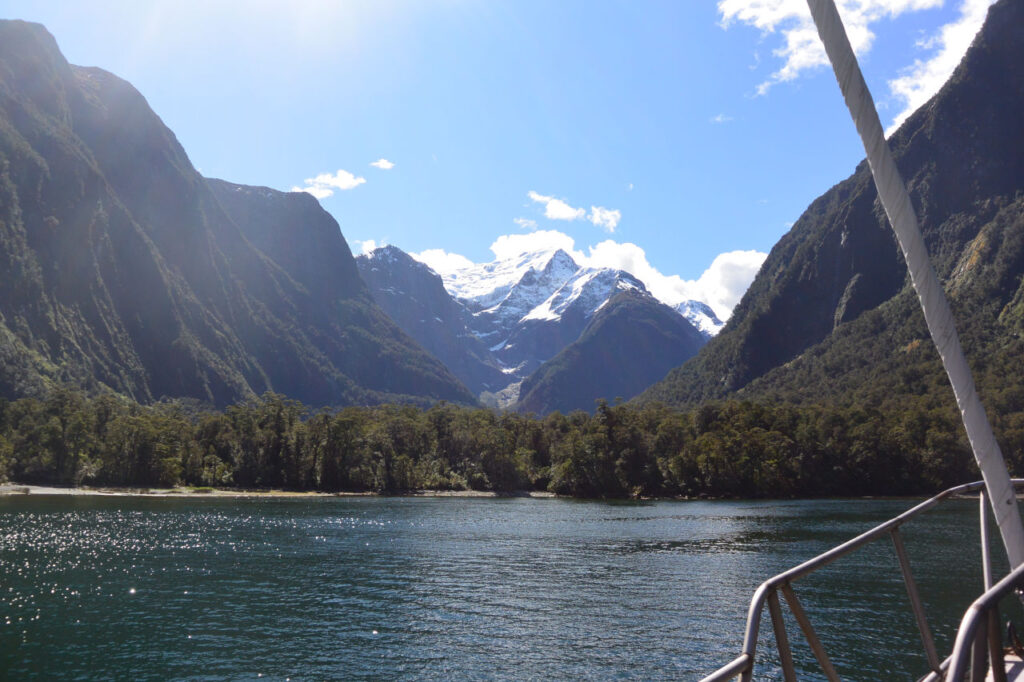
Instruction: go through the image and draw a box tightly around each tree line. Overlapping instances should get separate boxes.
[0,388,1015,498]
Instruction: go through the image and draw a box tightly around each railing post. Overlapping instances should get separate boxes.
[890,527,941,673]
[780,584,840,681]
[970,613,989,681]
[738,585,770,682]
[989,607,1007,682]
[703,481,1024,681]
[767,589,798,682]
[980,491,994,591]
[949,562,1024,679]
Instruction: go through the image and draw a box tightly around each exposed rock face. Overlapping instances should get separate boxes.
[356,246,507,396]
[0,20,474,407]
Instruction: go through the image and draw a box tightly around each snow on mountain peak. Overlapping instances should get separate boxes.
[439,247,578,310]
[419,243,721,340]
[676,300,724,338]
[544,249,578,275]
[523,267,646,323]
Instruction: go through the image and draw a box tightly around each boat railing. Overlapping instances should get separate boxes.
[942,558,1024,682]
[701,479,1024,682]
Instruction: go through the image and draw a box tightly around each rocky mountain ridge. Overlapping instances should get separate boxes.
[358,244,711,411]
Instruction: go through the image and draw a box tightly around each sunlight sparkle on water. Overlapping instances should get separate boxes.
[0,495,989,680]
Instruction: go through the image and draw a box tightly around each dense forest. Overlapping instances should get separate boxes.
[2,387,1018,499]
[4,11,1023,504]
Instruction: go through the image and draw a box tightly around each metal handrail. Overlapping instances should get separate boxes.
[945,561,1024,681]
[702,479,1024,682]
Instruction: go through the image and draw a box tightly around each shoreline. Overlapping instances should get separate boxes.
[0,483,556,499]
[1,483,986,503]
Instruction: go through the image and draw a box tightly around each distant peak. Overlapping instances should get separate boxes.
[359,245,443,278]
[677,299,717,319]
[614,277,644,294]
[675,300,724,338]
[367,244,409,262]
[541,248,579,273]
[590,267,648,293]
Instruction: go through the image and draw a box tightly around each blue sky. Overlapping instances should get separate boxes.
[0,0,995,318]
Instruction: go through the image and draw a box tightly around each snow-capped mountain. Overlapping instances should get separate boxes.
[357,244,715,411]
[443,248,657,381]
[675,300,724,338]
[482,262,649,376]
[464,250,643,340]
[438,247,723,339]
[465,249,581,344]
[438,248,573,309]
[521,261,645,323]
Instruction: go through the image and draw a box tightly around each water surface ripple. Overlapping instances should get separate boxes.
[0,496,994,679]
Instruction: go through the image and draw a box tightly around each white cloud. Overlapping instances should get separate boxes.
[627,183,634,191]
[370,158,395,170]
[490,230,579,261]
[718,0,943,96]
[549,239,765,320]
[887,0,995,132]
[585,240,653,282]
[711,113,734,124]
[356,239,383,255]
[514,217,538,230]
[293,168,367,198]
[588,206,621,232]
[414,228,766,321]
[310,169,367,190]
[526,191,620,231]
[411,248,476,276]
[599,244,764,320]
[527,191,586,221]
[291,185,334,199]
[687,250,769,319]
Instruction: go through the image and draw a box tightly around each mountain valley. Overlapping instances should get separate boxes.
[358,244,714,412]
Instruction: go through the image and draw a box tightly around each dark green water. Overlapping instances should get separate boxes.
[0,495,1006,680]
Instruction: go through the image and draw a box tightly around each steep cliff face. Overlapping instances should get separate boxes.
[0,20,474,407]
[642,0,1024,408]
[356,246,507,396]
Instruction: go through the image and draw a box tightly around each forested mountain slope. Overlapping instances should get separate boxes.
[641,0,1024,422]
[0,20,473,408]
[516,289,706,415]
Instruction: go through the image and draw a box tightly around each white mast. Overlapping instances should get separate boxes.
[804,0,1024,568]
